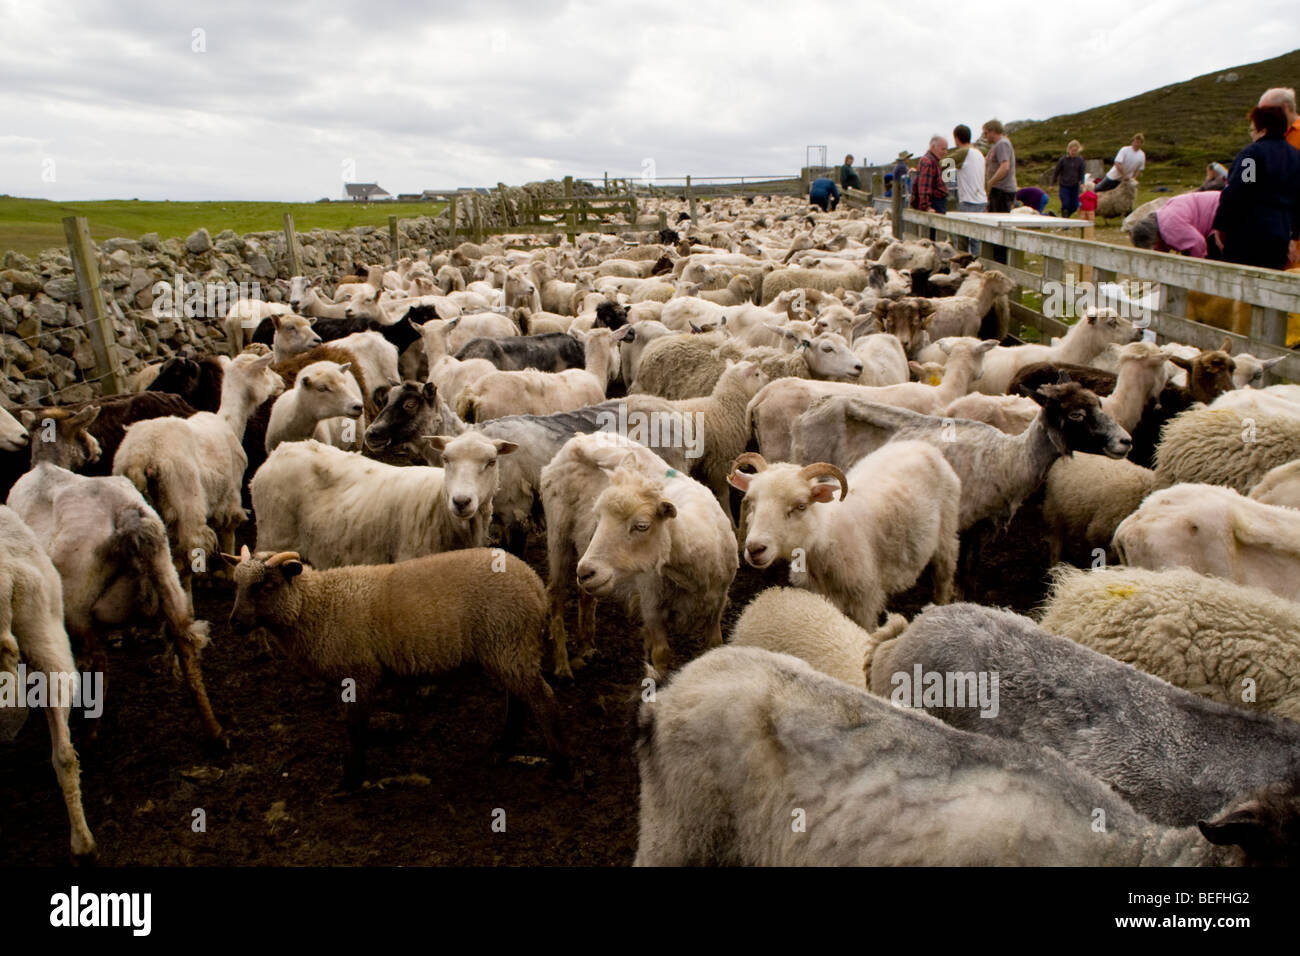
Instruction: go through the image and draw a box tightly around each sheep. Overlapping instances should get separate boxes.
[445,311,519,354]
[1125,343,1238,468]
[19,394,198,481]
[615,320,674,386]
[759,266,873,304]
[455,331,586,372]
[227,546,568,788]
[748,339,995,462]
[1096,179,1139,222]
[729,586,874,687]
[851,332,909,386]
[271,343,377,443]
[113,352,283,569]
[223,298,292,354]
[1041,565,1300,721]
[868,297,936,358]
[270,312,322,363]
[1042,453,1159,565]
[251,431,516,569]
[540,433,736,678]
[631,330,861,400]
[1250,459,1300,510]
[727,442,960,629]
[623,359,771,512]
[265,361,365,453]
[1154,405,1300,494]
[147,351,226,412]
[364,383,689,555]
[7,463,223,745]
[659,295,728,333]
[530,261,591,316]
[633,645,1300,866]
[0,506,96,862]
[698,273,755,306]
[456,328,617,423]
[1113,483,1300,601]
[974,309,1141,395]
[867,602,1300,827]
[326,330,400,391]
[1209,385,1300,419]
[1232,352,1286,388]
[942,393,1039,434]
[923,269,1017,340]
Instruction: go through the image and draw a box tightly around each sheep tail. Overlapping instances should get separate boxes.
[862,612,909,689]
[113,506,210,651]
[456,391,478,424]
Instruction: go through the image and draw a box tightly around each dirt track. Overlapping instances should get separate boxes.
[0,499,1052,866]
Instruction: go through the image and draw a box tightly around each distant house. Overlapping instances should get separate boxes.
[343,183,392,201]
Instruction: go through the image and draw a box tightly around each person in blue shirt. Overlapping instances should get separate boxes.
[809,177,840,211]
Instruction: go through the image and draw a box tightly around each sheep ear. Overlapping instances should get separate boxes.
[239,544,251,561]
[421,381,437,402]
[280,560,304,581]
[272,314,284,329]
[372,386,390,407]
[299,375,312,389]
[218,552,242,568]
[1170,355,1194,372]
[19,410,36,430]
[908,361,925,375]
[337,362,352,374]
[250,354,274,370]
[1197,806,1269,850]
[810,482,838,503]
[657,500,677,520]
[1220,337,1232,354]
[493,440,519,457]
[977,340,998,354]
[727,470,752,492]
[424,435,449,452]
[68,405,100,429]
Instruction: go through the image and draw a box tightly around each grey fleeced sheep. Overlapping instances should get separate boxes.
[634,645,1300,865]
[1154,405,1300,494]
[868,602,1300,826]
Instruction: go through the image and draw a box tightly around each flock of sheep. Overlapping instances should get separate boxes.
[3,191,1300,867]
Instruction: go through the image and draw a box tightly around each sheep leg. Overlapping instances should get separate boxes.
[546,539,576,680]
[65,615,107,744]
[642,611,673,677]
[547,587,573,681]
[931,528,959,607]
[572,591,597,669]
[341,697,374,790]
[956,521,991,601]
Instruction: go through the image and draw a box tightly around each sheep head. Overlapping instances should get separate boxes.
[427,431,517,520]
[227,546,307,633]
[576,465,676,598]
[1021,381,1132,459]
[728,459,846,570]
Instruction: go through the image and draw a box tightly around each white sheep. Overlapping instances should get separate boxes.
[540,432,736,678]
[729,586,874,687]
[1250,459,1300,510]
[634,645,1299,865]
[1040,565,1300,721]
[1113,483,1300,601]
[265,361,365,453]
[251,431,516,569]
[851,332,909,386]
[327,330,400,391]
[1154,405,1300,494]
[270,312,322,362]
[456,328,618,422]
[0,505,96,861]
[942,393,1039,434]
[7,463,223,745]
[113,352,283,568]
[727,442,960,629]
[223,297,291,354]
[974,309,1141,395]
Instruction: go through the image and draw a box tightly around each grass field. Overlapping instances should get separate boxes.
[0,196,446,260]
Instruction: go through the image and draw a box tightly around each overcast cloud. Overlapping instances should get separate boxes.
[2,0,1295,200]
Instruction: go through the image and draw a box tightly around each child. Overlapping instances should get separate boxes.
[1078,177,1098,221]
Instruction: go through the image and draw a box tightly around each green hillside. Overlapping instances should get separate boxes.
[0,197,444,260]
[1010,47,1300,190]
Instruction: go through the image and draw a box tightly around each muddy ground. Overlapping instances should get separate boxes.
[0,497,1055,867]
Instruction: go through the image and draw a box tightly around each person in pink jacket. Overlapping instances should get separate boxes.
[1128,190,1223,258]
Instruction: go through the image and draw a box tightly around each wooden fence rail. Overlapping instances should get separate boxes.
[876,203,1300,382]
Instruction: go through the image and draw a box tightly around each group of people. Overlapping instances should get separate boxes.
[808,84,1299,274]
[1128,87,1300,272]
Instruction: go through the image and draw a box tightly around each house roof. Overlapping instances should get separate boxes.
[345,182,391,199]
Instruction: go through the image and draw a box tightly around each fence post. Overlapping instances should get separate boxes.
[62,215,126,397]
[282,213,302,277]
[472,194,483,243]
[564,176,576,244]
[657,210,667,233]
[604,171,609,194]
[686,175,697,221]
[388,215,399,268]
[448,195,458,245]
[1253,307,1288,348]
[496,184,512,230]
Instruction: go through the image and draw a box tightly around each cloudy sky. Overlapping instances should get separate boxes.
[2,0,1295,201]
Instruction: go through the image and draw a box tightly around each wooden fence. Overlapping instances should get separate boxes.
[865,200,1300,382]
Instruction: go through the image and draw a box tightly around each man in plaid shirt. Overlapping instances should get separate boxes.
[910,135,949,213]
